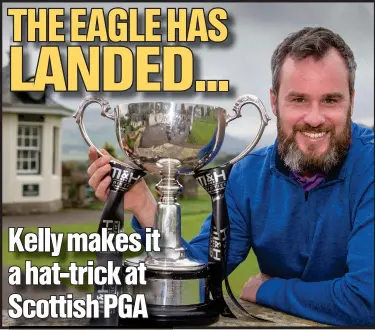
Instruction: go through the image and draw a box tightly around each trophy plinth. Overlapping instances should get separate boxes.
[73,96,270,327]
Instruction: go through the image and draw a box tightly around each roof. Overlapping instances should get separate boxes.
[2,63,74,117]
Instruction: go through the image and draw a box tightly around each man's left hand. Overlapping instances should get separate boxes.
[240,273,271,303]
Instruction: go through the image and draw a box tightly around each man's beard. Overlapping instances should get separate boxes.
[276,107,352,175]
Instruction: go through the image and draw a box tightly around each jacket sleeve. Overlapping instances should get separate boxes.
[131,162,252,276]
[256,172,374,326]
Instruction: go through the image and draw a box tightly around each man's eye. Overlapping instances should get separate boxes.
[293,98,306,103]
[323,98,338,104]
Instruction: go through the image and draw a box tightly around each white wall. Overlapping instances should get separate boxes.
[2,112,62,204]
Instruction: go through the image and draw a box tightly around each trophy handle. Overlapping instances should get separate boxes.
[225,94,271,165]
[72,95,116,158]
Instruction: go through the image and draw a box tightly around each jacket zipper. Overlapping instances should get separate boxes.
[305,191,309,201]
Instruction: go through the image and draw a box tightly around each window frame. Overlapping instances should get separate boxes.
[16,123,43,175]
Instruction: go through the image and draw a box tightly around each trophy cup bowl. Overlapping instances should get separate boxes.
[115,101,227,174]
[73,95,270,327]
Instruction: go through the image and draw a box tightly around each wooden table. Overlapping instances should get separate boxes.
[213,295,327,327]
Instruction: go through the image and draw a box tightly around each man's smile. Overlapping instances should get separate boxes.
[300,131,328,139]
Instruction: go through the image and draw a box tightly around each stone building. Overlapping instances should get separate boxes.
[2,63,73,215]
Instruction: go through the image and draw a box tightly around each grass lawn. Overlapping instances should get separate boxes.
[2,193,259,297]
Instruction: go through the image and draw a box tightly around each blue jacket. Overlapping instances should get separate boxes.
[132,122,374,326]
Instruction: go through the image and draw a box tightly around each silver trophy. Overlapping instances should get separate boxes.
[73,95,270,327]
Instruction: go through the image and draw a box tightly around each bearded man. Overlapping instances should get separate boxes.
[87,27,374,326]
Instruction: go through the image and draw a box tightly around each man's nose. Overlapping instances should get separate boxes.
[303,103,325,127]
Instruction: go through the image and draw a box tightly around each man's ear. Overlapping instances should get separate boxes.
[270,88,277,116]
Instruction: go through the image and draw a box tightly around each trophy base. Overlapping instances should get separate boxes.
[118,300,219,328]
[121,254,219,327]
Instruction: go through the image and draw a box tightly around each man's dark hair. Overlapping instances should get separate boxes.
[271,27,357,95]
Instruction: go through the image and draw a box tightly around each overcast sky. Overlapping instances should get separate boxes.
[2,2,374,150]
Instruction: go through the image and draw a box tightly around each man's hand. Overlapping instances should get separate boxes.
[240,273,271,303]
[87,146,157,226]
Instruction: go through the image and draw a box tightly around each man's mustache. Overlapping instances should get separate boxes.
[293,125,334,134]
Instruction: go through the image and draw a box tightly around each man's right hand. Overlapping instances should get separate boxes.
[87,146,157,228]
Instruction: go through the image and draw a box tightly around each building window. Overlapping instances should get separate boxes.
[17,125,42,175]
